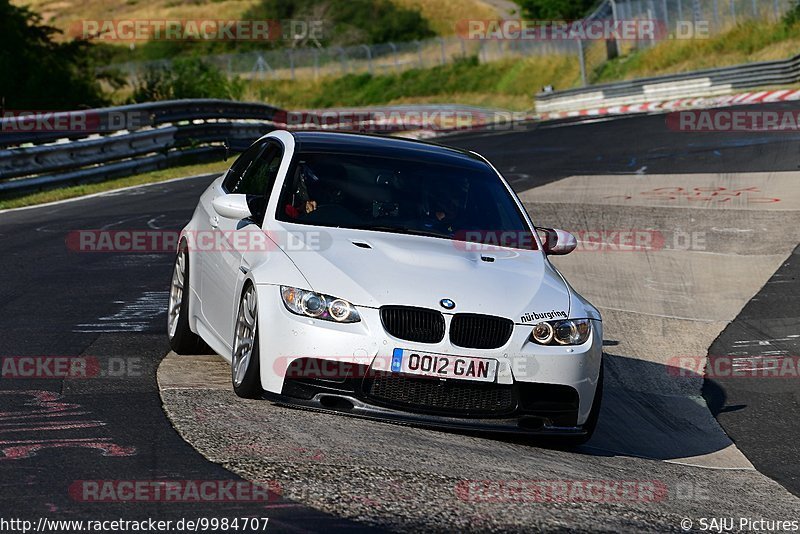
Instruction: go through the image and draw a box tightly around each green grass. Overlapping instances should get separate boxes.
[250,55,581,111]
[594,19,800,83]
[0,159,229,210]
[240,18,800,111]
[94,12,800,108]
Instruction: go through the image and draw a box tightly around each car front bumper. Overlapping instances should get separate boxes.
[255,284,603,429]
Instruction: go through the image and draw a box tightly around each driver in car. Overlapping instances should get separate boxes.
[284,162,318,219]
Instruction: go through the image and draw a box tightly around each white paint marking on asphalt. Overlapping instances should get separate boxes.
[596,305,720,323]
[147,215,168,229]
[0,172,223,215]
[73,291,168,333]
[581,444,756,470]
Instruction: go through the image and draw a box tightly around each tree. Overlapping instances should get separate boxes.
[244,0,435,47]
[513,0,598,20]
[132,57,244,102]
[0,0,109,109]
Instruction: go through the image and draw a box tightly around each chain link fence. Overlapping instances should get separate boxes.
[109,0,797,87]
[579,0,796,86]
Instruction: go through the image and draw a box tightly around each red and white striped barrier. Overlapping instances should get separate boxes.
[536,88,800,121]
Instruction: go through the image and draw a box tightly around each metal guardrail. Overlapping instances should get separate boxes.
[0,99,285,194]
[0,100,512,195]
[535,53,800,113]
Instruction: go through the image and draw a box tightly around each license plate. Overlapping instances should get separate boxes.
[390,349,498,382]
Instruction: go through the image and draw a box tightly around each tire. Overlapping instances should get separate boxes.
[167,242,204,354]
[231,283,263,398]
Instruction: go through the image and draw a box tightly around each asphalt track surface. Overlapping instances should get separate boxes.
[0,102,798,531]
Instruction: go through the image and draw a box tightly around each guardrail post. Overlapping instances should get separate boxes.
[773,0,780,21]
[415,40,424,68]
[577,38,587,87]
[253,56,268,81]
[361,44,373,74]
[389,42,400,71]
[288,49,295,80]
[712,0,720,29]
[730,0,736,25]
[439,38,446,65]
[313,49,320,79]
[337,47,348,75]
[677,0,683,26]
[608,0,620,60]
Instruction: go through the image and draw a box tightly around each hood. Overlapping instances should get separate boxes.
[273,225,571,322]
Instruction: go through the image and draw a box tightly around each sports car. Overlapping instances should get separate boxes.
[167,130,603,444]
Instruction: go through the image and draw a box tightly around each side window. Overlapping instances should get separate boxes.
[222,141,265,193]
[226,141,283,224]
[236,144,282,198]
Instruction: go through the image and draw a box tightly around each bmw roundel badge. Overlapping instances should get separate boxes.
[440,299,456,310]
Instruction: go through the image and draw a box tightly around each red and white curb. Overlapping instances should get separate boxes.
[536,88,800,121]
[271,88,800,140]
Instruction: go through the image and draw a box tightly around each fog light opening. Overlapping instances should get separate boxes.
[518,416,545,430]
[319,395,355,412]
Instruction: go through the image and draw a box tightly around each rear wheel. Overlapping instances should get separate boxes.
[231,284,262,398]
[167,243,203,354]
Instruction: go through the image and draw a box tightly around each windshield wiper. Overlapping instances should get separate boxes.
[351,225,452,239]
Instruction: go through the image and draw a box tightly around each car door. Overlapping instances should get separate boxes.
[195,141,263,334]
[201,140,284,347]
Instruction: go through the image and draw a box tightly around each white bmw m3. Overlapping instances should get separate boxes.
[168,130,603,444]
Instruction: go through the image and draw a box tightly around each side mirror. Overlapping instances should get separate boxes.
[212,194,252,220]
[223,139,230,162]
[538,228,577,255]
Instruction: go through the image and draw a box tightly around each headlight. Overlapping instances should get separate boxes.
[529,319,591,346]
[280,286,360,323]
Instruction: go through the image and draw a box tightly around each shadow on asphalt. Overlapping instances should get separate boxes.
[578,353,731,461]
[497,353,734,463]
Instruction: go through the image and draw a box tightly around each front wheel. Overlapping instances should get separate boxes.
[167,243,203,354]
[231,284,263,398]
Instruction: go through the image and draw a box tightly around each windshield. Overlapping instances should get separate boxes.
[275,150,536,250]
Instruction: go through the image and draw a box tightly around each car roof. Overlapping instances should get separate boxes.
[289,131,487,169]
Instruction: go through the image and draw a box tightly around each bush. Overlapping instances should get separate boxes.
[132,57,244,102]
[245,0,435,46]
[783,1,800,26]
[513,0,597,19]
[0,0,110,109]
